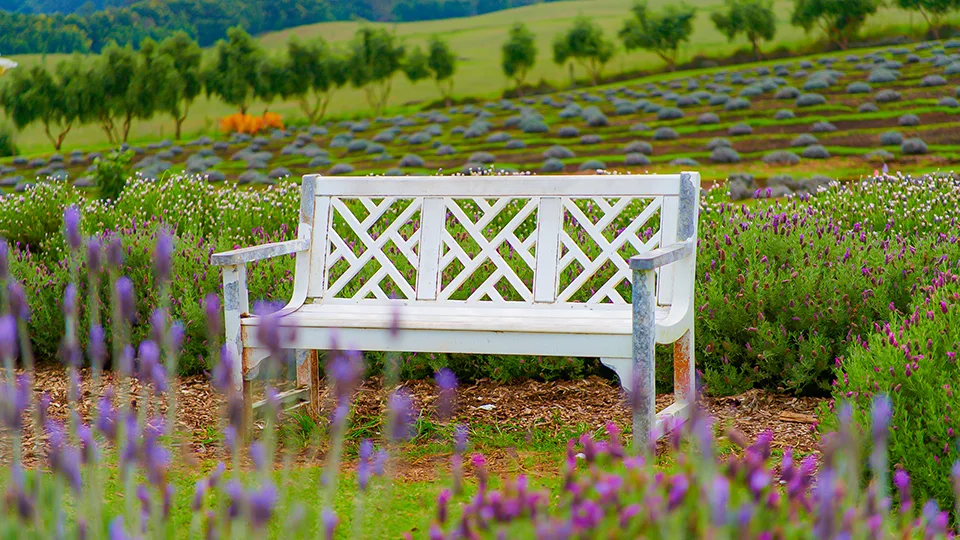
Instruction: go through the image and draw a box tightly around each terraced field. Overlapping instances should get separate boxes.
[2,41,959,199]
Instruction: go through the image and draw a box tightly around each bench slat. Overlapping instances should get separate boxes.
[305,174,685,197]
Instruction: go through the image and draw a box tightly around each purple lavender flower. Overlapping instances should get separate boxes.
[358,439,373,491]
[95,387,117,441]
[63,206,82,251]
[0,375,29,432]
[435,368,458,419]
[154,229,173,282]
[709,475,730,526]
[225,480,244,519]
[7,281,29,322]
[894,468,911,505]
[250,441,266,472]
[204,294,221,337]
[6,464,35,520]
[436,489,452,524]
[0,314,17,360]
[115,277,136,323]
[212,346,236,393]
[88,325,106,370]
[666,474,689,510]
[46,420,82,492]
[322,508,338,540]
[0,239,7,281]
[192,479,209,511]
[387,389,417,442]
[108,517,129,540]
[253,301,285,360]
[86,237,102,274]
[248,483,278,529]
[107,237,124,268]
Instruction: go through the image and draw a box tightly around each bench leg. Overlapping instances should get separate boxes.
[296,350,321,418]
[674,329,695,407]
[631,268,657,454]
[600,358,633,392]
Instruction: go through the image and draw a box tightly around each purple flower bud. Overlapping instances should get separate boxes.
[63,284,77,316]
[667,474,689,510]
[88,325,106,370]
[250,442,266,471]
[894,469,910,504]
[437,489,451,524]
[0,315,17,360]
[63,206,82,251]
[0,239,7,281]
[322,508,338,540]
[153,230,173,282]
[86,237,102,274]
[107,237,124,268]
[225,480,244,519]
[204,294,221,337]
[115,277,136,323]
[108,517,129,540]
[435,368,457,419]
[871,395,891,443]
[387,389,416,442]
[192,479,208,511]
[358,439,373,491]
[373,449,388,476]
[7,281,29,322]
[248,483,277,529]
[253,302,284,360]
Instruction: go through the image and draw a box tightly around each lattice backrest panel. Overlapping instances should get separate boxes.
[438,197,539,302]
[307,174,695,304]
[555,197,663,304]
[324,197,423,300]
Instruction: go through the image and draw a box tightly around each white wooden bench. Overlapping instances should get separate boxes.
[211,172,700,440]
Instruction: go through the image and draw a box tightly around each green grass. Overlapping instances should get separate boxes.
[2,0,947,154]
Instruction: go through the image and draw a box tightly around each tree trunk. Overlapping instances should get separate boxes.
[752,40,762,61]
[122,113,133,143]
[175,116,185,140]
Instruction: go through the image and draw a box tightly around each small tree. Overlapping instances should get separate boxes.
[552,16,615,86]
[790,0,880,50]
[124,38,176,142]
[204,27,264,114]
[427,36,457,106]
[502,22,537,95]
[283,37,348,124]
[254,54,288,114]
[88,43,137,145]
[895,0,960,39]
[711,0,776,60]
[620,1,696,71]
[158,31,203,139]
[347,27,405,116]
[0,58,91,151]
[403,45,431,86]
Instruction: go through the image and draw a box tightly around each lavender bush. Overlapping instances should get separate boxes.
[0,209,958,538]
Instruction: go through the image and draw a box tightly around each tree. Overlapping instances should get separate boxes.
[552,16,615,86]
[158,31,202,139]
[88,42,137,144]
[619,1,696,71]
[895,0,960,39]
[710,0,776,60]
[254,54,287,114]
[403,45,431,85]
[204,27,263,114]
[427,36,457,106]
[347,27,405,116]
[0,57,91,151]
[501,22,537,95]
[124,38,176,142]
[283,37,348,124]
[790,0,880,50]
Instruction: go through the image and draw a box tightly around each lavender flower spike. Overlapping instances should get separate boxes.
[63,206,82,251]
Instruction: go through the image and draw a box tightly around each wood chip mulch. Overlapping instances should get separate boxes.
[2,366,825,476]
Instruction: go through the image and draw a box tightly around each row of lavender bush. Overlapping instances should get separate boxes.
[1,207,960,536]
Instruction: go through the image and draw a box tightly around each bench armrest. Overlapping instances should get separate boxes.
[211,238,309,266]
[629,240,694,271]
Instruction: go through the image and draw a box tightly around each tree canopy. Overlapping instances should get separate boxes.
[0,58,91,150]
[619,1,696,71]
[790,0,880,50]
[894,0,960,39]
[203,27,264,115]
[427,36,457,105]
[710,0,776,60]
[283,37,348,123]
[502,23,538,94]
[157,31,203,139]
[553,16,615,86]
[347,27,406,116]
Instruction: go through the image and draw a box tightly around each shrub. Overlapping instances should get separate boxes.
[727,123,752,136]
[706,138,731,150]
[791,133,819,147]
[868,68,897,83]
[880,131,903,146]
[708,93,730,105]
[846,82,871,93]
[0,121,17,157]
[544,146,575,159]
[436,145,456,156]
[653,127,678,140]
[670,157,699,166]
[898,114,920,127]
[875,89,901,103]
[557,126,579,138]
[864,149,895,162]
[578,159,606,171]
[520,116,549,133]
[624,152,651,166]
[710,147,740,164]
[774,86,801,99]
[920,74,947,86]
[811,121,837,133]
[328,163,354,175]
[347,139,370,153]
[399,154,425,168]
[219,112,283,135]
[469,151,496,164]
[773,109,794,120]
[859,102,879,113]
[724,97,751,111]
[505,139,527,149]
[796,93,826,107]
[657,107,684,120]
[761,150,801,165]
[938,97,959,108]
[825,270,960,509]
[697,112,720,125]
[540,158,565,172]
[92,149,134,202]
[801,144,830,159]
[901,138,928,155]
[580,134,602,145]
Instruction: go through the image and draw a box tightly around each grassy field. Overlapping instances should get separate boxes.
[2,0,940,154]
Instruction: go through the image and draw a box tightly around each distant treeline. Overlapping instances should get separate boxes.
[0,0,552,54]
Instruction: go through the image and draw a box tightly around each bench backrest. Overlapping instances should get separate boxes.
[288,173,700,308]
